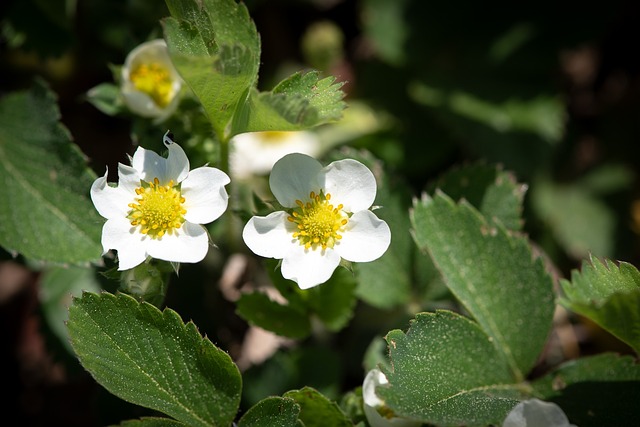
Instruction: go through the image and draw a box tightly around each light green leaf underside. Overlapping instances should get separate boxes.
[0,80,103,264]
[380,311,525,427]
[560,256,640,353]
[67,292,241,427]
[410,192,554,380]
[231,72,346,136]
[238,397,301,427]
[283,387,352,427]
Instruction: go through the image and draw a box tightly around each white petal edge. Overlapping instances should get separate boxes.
[281,245,341,289]
[182,167,230,224]
[502,399,577,427]
[321,159,377,212]
[121,87,165,118]
[242,211,295,259]
[145,221,209,264]
[130,141,189,184]
[269,153,323,207]
[101,217,147,270]
[336,210,391,262]
[91,169,132,219]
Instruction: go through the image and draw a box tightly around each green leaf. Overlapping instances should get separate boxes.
[163,0,345,141]
[236,291,312,339]
[532,353,640,427]
[231,71,345,136]
[238,397,301,427]
[115,418,187,427]
[559,256,640,353]
[0,80,103,264]
[379,311,525,427]
[163,0,260,140]
[283,387,352,427]
[86,82,125,116]
[429,163,526,231]
[67,292,241,427]
[39,265,101,354]
[305,267,357,332]
[410,192,554,380]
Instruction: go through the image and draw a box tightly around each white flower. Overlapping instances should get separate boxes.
[91,132,230,270]
[121,39,182,120]
[230,131,321,179]
[502,399,578,427]
[363,369,421,427]
[242,153,391,289]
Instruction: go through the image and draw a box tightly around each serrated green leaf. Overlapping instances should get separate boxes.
[67,292,241,427]
[163,0,260,140]
[39,265,101,354]
[231,71,345,136]
[115,418,187,427]
[429,163,526,231]
[238,397,301,427]
[236,292,312,339]
[0,80,103,264]
[532,353,640,427]
[410,192,554,380]
[559,256,640,353]
[283,387,352,427]
[379,311,525,427]
[305,267,357,332]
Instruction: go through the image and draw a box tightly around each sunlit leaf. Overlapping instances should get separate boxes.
[67,292,241,427]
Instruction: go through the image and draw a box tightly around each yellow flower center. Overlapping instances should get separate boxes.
[127,178,187,239]
[288,191,348,250]
[129,62,174,108]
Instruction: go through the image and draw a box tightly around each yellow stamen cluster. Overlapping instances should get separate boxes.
[259,131,290,144]
[129,62,174,108]
[127,178,186,239]
[287,191,348,250]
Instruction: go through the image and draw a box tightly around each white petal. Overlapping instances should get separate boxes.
[131,142,189,184]
[117,162,141,193]
[145,222,209,264]
[182,167,230,224]
[242,212,295,259]
[281,245,341,289]
[163,138,190,183]
[121,86,165,118]
[336,210,390,262]
[90,169,131,219]
[101,217,147,270]
[502,399,576,427]
[321,159,377,212]
[269,153,322,207]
